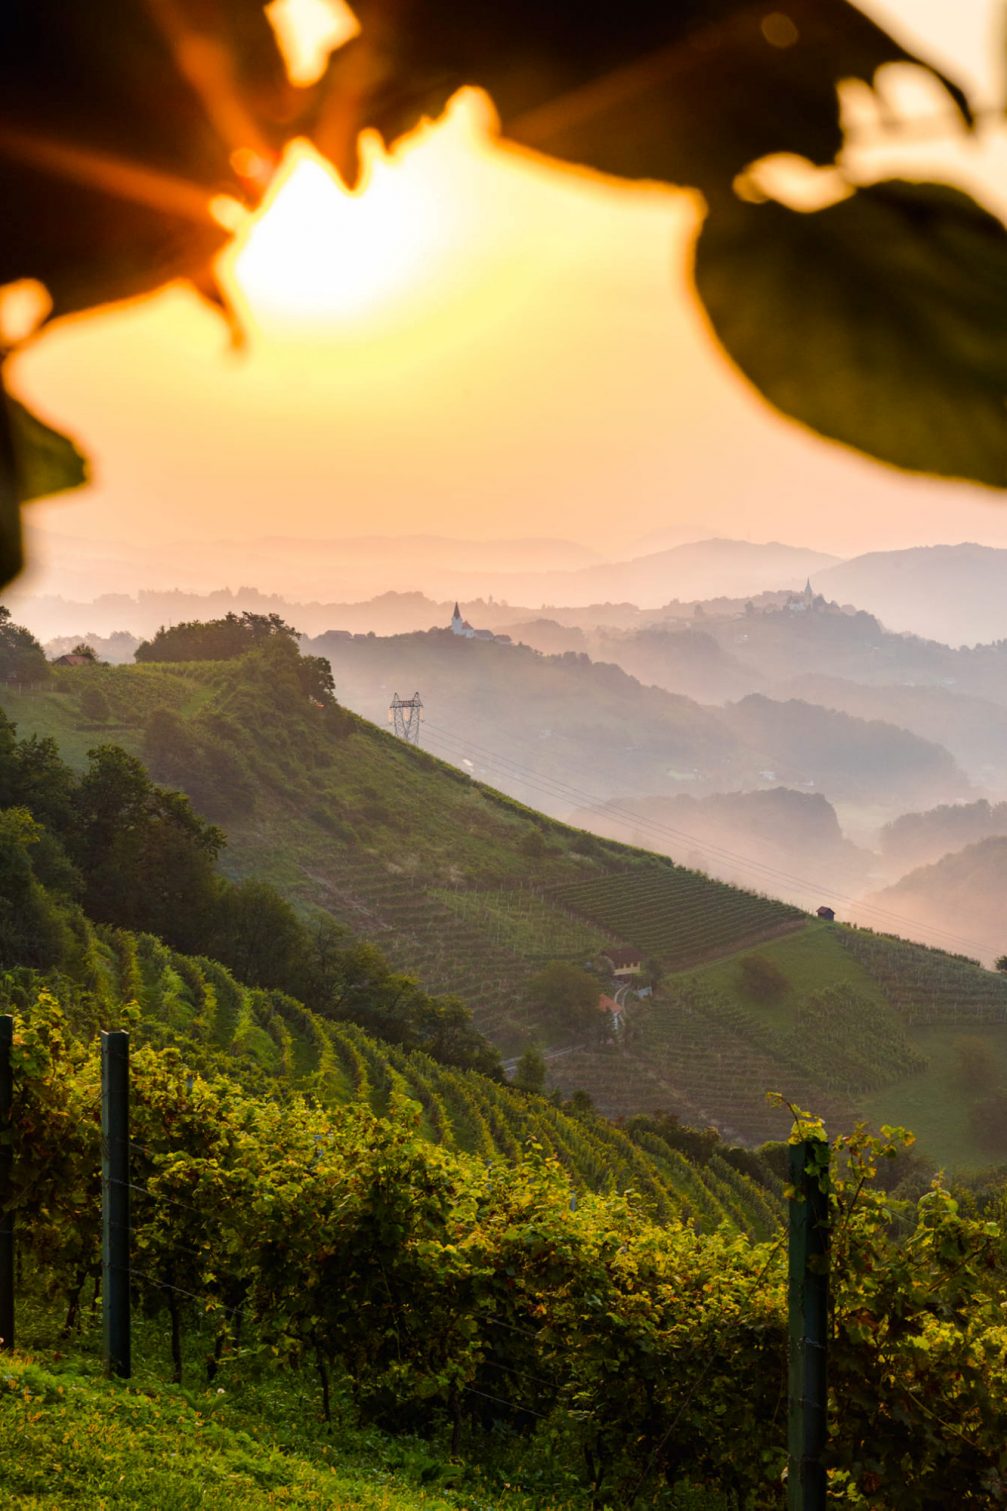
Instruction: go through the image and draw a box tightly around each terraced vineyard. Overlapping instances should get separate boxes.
[547,981,856,1144]
[837,928,1007,1026]
[301,853,571,1049]
[546,867,806,968]
[6,919,784,1241]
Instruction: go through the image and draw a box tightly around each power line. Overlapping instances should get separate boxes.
[420,718,992,958]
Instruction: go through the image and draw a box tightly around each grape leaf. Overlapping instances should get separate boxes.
[693,181,1007,488]
[313,0,969,190]
[0,0,302,316]
[8,394,89,503]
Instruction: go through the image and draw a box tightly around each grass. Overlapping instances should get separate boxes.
[861,1022,1007,1171]
[0,1346,569,1510]
[689,922,888,1032]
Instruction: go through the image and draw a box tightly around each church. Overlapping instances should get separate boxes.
[450,603,511,644]
[785,579,823,614]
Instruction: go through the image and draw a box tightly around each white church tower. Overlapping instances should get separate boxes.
[451,602,473,637]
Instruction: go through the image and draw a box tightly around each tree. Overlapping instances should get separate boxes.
[0,807,72,967]
[1,1,1004,587]
[71,746,223,952]
[514,1044,546,1095]
[738,953,789,1004]
[135,613,298,664]
[69,642,98,662]
[207,878,306,992]
[0,607,48,686]
[78,684,109,723]
[526,961,600,1039]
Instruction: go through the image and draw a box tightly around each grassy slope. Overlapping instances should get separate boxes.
[8,660,1007,1167]
[0,663,803,1054]
[0,1348,568,1511]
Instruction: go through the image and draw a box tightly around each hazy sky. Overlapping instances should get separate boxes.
[11,0,1007,592]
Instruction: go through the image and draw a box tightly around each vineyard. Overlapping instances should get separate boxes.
[546,868,805,968]
[0,661,815,1042]
[2,918,784,1243]
[546,979,855,1144]
[836,927,1007,1025]
[10,988,1007,1509]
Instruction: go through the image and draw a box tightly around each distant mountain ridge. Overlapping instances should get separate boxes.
[818,544,1007,646]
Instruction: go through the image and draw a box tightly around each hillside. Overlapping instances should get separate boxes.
[0,647,803,1053]
[6,644,1007,1168]
[306,629,968,822]
[861,837,1007,967]
[785,674,1007,797]
[879,799,1007,874]
[3,911,781,1237]
[818,543,1007,646]
[720,694,968,814]
[567,787,875,904]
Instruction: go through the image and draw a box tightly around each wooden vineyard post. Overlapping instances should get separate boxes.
[101,1030,131,1378]
[0,1015,13,1350]
[788,1137,829,1511]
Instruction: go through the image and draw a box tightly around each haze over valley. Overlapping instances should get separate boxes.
[11,530,1007,966]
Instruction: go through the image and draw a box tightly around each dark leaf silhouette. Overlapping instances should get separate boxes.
[695,181,1007,488]
[0,0,300,316]
[0,0,1001,592]
[314,0,969,188]
[7,392,88,503]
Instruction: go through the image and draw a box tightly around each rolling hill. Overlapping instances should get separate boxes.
[861,837,1007,968]
[817,543,1007,646]
[306,629,968,823]
[567,787,875,904]
[6,641,1007,1166]
[10,913,780,1238]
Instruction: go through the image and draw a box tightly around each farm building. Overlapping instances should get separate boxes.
[816,906,836,922]
[600,946,643,978]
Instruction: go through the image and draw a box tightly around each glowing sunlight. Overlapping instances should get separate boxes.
[224,131,460,335]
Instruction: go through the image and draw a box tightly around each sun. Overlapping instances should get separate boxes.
[221,134,451,335]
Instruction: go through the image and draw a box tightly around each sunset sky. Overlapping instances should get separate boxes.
[9,0,1007,596]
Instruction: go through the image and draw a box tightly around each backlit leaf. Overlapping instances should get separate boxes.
[694,181,1007,487]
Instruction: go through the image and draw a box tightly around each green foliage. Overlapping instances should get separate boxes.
[143,706,255,819]
[136,612,299,665]
[6,393,88,503]
[13,991,1007,1506]
[0,605,48,687]
[551,867,803,968]
[72,746,223,952]
[786,986,928,1094]
[525,961,600,1039]
[0,810,73,968]
[77,682,109,724]
[737,952,789,1004]
[696,181,1007,490]
[514,1043,546,1094]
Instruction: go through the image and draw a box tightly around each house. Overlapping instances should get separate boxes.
[816,906,836,922]
[52,653,95,667]
[597,993,624,1031]
[600,946,643,978]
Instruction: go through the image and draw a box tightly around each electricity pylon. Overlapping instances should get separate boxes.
[389,691,423,744]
